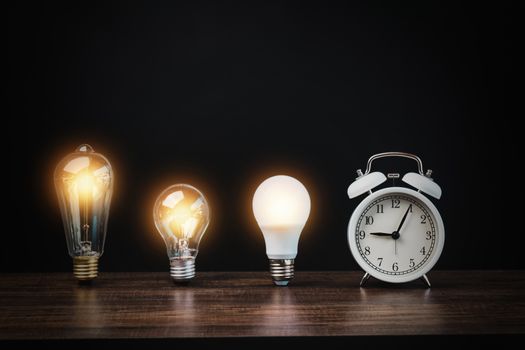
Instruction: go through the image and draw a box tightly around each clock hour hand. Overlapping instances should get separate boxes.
[369,232,392,237]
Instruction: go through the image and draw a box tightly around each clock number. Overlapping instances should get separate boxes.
[409,258,415,268]
[408,204,413,212]
[364,246,371,255]
[365,216,374,225]
[391,199,400,208]
[392,262,399,271]
[376,204,384,213]
[377,257,383,267]
[420,215,427,224]
[358,230,365,240]
[426,231,432,240]
[420,246,426,255]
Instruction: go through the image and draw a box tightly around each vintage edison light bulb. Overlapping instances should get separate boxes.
[153,184,210,282]
[54,144,114,281]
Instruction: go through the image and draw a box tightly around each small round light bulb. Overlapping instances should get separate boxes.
[153,184,210,282]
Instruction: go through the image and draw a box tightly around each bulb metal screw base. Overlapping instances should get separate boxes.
[170,258,196,282]
[269,259,294,286]
[73,256,99,281]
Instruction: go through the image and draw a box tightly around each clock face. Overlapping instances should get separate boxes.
[348,188,444,283]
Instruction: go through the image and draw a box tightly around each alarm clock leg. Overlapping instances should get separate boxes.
[359,272,371,287]
[421,274,431,288]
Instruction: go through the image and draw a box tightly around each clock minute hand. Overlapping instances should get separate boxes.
[369,232,392,237]
[396,205,411,234]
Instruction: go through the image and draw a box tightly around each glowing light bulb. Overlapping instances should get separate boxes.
[253,175,311,286]
[153,184,210,282]
[54,144,114,281]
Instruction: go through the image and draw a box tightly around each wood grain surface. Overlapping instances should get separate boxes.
[1,271,524,340]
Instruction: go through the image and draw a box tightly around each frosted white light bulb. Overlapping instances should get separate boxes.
[153,184,210,282]
[253,175,311,286]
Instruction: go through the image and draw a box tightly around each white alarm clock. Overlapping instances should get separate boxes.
[347,152,444,287]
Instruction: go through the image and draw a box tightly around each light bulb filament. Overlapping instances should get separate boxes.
[76,173,95,197]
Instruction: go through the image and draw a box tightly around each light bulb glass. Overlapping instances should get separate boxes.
[153,184,210,282]
[253,175,311,286]
[54,144,114,281]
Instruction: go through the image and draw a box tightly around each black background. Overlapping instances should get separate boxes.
[5,1,521,273]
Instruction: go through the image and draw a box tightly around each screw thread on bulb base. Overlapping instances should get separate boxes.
[269,259,294,286]
[170,258,196,282]
[73,256,99,281]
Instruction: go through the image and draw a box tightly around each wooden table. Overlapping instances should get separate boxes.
[1,271,524,347]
